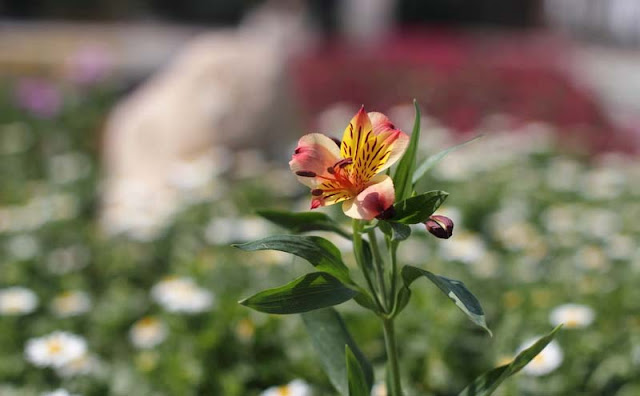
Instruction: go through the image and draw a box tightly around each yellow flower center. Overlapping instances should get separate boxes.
[47,339,63,355]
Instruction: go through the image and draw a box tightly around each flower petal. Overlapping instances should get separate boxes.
[342,174,395,220]
[367,111,409,173]
[290,133,341,188]
[340,108,409,187]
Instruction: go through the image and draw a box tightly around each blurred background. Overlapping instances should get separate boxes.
[0,0,639,395]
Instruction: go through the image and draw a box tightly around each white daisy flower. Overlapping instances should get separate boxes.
[25,331,87,368]
[518,338,563,376]
[41,389,80,396]
[549,303,595,329]
[51,291,91,318]
[260,379,312,396]
[129,316,168,349]
[0,286,38,315]
[151,277,213,313]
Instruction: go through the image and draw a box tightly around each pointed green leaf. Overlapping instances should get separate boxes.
[391,191,448,224]
[393,100,421,201]
[347,345,370,396]
[239,272,357,314]
[459,326,563,396]
[400,265,491,335]
[302,308,373,395]
[257,209,350,238]
[234,235,352,284]
[412,135,483,185]
[379,221,412,241]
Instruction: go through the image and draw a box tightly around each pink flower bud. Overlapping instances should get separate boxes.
[425,215,454,239]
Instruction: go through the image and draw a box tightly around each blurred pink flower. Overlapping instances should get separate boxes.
[13,79,62,118]
[66,45,112,85]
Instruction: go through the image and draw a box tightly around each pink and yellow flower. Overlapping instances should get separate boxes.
[290,107,409,220]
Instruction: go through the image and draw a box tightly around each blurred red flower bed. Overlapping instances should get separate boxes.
[291,29,638,153]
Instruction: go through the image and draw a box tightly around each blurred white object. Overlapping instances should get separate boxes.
[260,379,312,396]
[518,338,563,376]
[41,389,81,396]
[338,0,395,45]
[25,331,88,368]
[0,286,38,315]
[549,303,595,329]
[51,291,92,318]
[101,1,312,241]
[151,277,213,314]
[129,316,169,349]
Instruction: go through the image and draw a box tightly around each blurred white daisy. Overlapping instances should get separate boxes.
[580,166,627,200]
[51,291,91,318]
[41,389,81,396]
[25,331,87,368]
[5,234,40,260]
[518,338,563,376]
[55,353,98,378]
[439,231,487,264]
[545,157,582,192]
[151,277,213,313]
[129,316,168,349]
[549,303,595,329]
[0,286,38,315]
[260,379,312,396]
[371,382,387,396]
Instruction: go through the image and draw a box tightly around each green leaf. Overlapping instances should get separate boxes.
[302,308,373,395]
[412,135,483,185]
[393,100,421,201]
[399,265,491,335]
[257,209,350,238]
[459,326,563,396]
[391,191,449,224]
[379,221,412,241]
[234,235,352,284]
[346,345,370,396]
[239,272,357,314]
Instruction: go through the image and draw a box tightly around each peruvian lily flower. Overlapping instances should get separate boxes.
[290,107,409,220]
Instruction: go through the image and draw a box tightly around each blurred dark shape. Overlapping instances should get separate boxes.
[397,0,542,28]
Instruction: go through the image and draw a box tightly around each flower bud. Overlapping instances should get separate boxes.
[425,215,454,239]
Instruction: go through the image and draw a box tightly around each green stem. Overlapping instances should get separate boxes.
[383,318,403,396]
[367,228,389,312]
[388,241,399,315]
[352,219,384,312]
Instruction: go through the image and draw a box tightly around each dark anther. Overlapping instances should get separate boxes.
[296,171,317,177]
[311,189,324,196]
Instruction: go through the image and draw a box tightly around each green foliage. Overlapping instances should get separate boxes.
[346,344,370,396]
[256,209,350,238]
[391,190,449,224]
[398,265,491,335]
[301,308,373,396]
[239,272,358,314]
[234,235,352,284]
[460,326,563,395]
[392,100,421,201]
